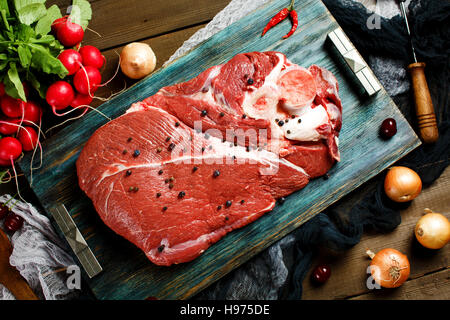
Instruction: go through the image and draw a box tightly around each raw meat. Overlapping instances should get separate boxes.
[76,51,343,266]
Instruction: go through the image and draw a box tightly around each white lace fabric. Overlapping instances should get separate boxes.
[0,195,78,300]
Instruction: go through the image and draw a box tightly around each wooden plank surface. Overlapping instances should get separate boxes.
[302,166,450,300]
[18,0,421,300]
[47,0,230,51]
[351,268,450,300]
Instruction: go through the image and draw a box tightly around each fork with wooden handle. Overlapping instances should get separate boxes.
[408,62,439,144]
[0,229,38,300]
[399,0,439,144]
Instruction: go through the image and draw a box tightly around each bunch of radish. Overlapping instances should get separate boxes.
[47,16,105,117]
[0,84,42,168]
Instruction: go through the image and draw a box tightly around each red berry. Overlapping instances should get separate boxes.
[0,205,9,220]
[4,213,24,232]
[380,118,397,139]
[311,264,331,284]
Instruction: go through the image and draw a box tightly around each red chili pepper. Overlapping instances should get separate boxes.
[283,9,298,39]
[261,7,290,36]
[261,0,298,39]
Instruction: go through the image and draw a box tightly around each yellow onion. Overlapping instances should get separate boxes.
[384,166,422,202]
[367,248,410,288]
[415,208,450,249]
[120,42,156,79]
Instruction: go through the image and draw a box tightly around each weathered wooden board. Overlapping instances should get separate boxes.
[19,0,421,300]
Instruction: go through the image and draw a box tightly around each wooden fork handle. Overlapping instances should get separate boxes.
[408,62,439,144]
[1,268,39,300]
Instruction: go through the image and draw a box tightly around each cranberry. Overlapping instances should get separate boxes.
[4,213,24,232]
[0,205,9,220]
[311,264,331,284]
[380,118,397,139]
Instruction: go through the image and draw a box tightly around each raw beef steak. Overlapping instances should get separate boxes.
[77,52,343,266]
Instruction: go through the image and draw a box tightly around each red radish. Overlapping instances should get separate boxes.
[0,137,22,162]
[22,82,30,98]
[0,118,22,135]
[79,46,105,69]
[23,101,42,124]
[46,81,75,111]
[51,16,68,34]
[58,49,83,75]
[17,127,38,151]
[74,66,102,95]
[57,20,84,47]
[1,95,25,118]
[0,83,5,96]
[0,157,11,167]
[71,93,93,109]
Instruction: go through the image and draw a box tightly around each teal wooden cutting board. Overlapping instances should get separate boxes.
[19,0,420,300]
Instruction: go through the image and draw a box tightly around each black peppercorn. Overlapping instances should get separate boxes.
[125,170,132,176]
[178,191,185,199]
[133,150,140,157]
[278,120,284,127]
[193,166,198,172]
[201,110,207,117]
[247,78,254,85]
[158,170,163,175]
[225,200,232,208]
[213,170,220,178]
[168,143,175,151]
[158,245,165,252]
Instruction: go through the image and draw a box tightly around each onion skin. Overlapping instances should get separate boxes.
[384,166,422,202]
[415,209,450,249]
[367,248,410,288]
[120,42,156,79]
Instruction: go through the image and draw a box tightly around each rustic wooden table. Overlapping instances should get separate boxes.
[1,0,448,300]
